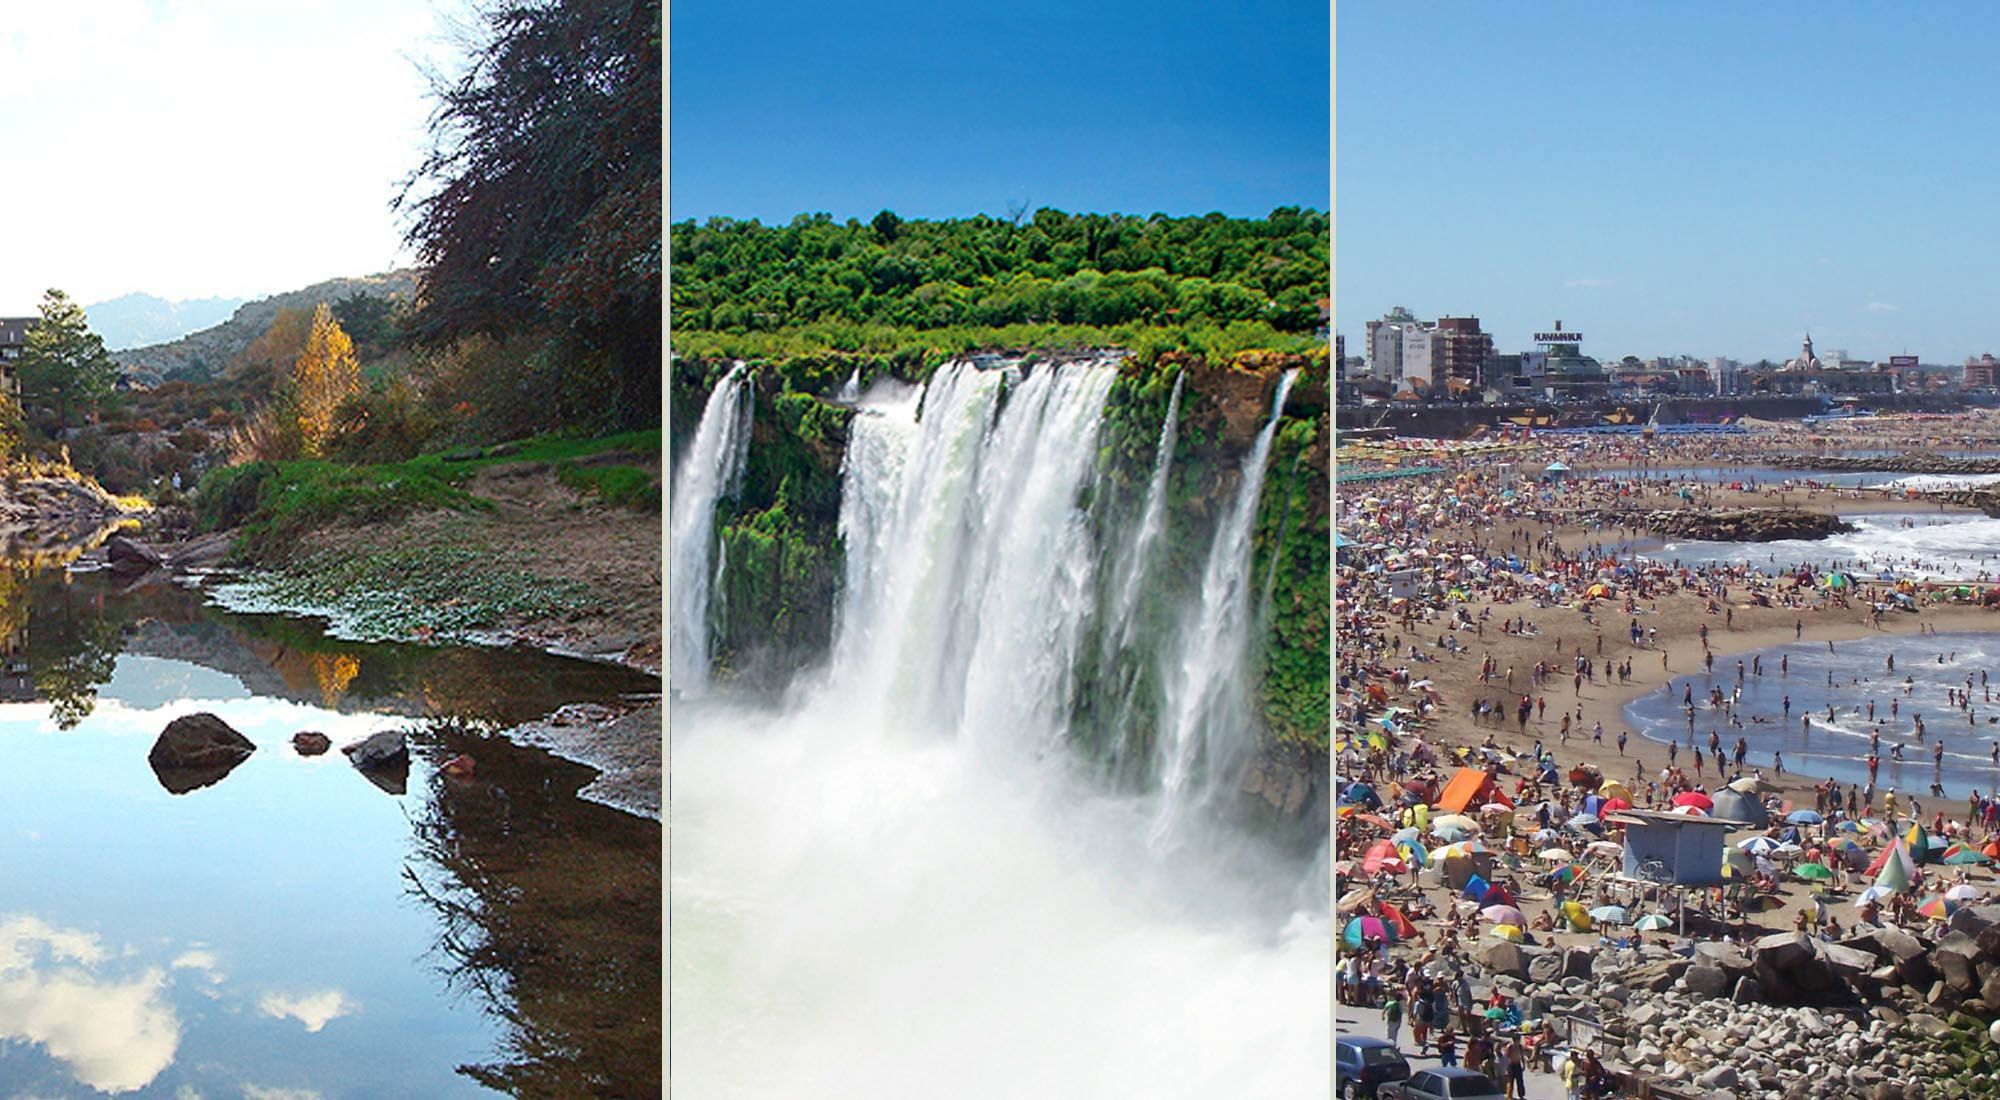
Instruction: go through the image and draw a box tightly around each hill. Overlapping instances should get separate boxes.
[113,270,417,384]
[85,292,246,351]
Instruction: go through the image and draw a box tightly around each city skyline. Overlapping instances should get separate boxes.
[1338,2,2000,363]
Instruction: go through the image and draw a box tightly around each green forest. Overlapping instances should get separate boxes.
[670,208,1327,362]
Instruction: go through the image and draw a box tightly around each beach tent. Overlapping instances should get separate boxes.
[1436,767,1513,814]
[1873,840,1918,894]
[1710,788,1768,827]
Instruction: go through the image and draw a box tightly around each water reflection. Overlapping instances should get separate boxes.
[0,529,660,1097]
[0,914,179,1094]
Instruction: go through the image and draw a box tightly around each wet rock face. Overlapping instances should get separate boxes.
[149,713,255,794]
[1582,507,1854,542]
[342,730,410,796]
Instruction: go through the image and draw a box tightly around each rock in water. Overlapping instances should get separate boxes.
[291,731,332,756]
[106,535,165,575]
[342,730,410,795]
[149,713,255,794]
[342,730,408,770]
[150,713,254,769]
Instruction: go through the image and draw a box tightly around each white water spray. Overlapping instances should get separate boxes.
[668,364,753,697]
[672,359,1325,1098]
[1152,370,1299,842]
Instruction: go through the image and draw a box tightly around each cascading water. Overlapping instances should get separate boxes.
[667,363,752,698]
[1106,370,1184,649]
[671,358,1325,1099]
[1151,370,1299,844]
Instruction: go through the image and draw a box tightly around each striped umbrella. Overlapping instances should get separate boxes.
[1917,895,1961,921]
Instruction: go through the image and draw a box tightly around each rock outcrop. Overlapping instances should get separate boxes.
[1583,507,1853,542]
[1770,453,2000,474]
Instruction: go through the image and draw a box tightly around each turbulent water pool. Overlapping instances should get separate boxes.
[0,554,660,1098]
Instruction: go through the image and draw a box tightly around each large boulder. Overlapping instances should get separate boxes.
[1525,949,1564,984]
[1696,940,1756,976]
[1934,931,1982,994]
[1686,964,1732,998]
[148,713,255,795]
[1754,931,1837,1000]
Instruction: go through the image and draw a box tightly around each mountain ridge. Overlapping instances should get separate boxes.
[113,270,418,383]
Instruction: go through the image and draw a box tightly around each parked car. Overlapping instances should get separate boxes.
[1334,1036,1410,1099]
[1377,1066,1506,1100]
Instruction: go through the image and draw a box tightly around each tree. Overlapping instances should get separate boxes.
[399,0,661,431]
[17,289,118,433]
[293,303,361,457]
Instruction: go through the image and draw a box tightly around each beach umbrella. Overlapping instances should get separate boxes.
[1491,924,1525,942]
[1598,796,1632,819]
[1794,863,1834,881]
[1399,840,1431,868]
[1336,887,1375,914]
[1567,812,1603,829]
[1918,895,1961,921]
[1379,903,1419,940]
[1590,905,1630,924]
[1482,905,1527,926]
[1786,810,1823,825]
[1600,780,1633,802]
[1560,900,1593,930]
[1946,884,1983,902]
[1772,841,1804,855]
[1540,848,1575,862]
[1548,863,1586,886]
[1342,916,1397,948]
[1739,837,1778,854]
[1853,885,1896,907]
[1362,840,1405,875]
[1724,848,1755,874]
[1479,883,1516,908]
[1634,913,1673,931]
[1431,822,1473,843]
[1835,821,1864,834]
[1727,776,1762,793]
[1391,827,1420,845]
[1673,791,1716,813]
[1587,840,1624,858]
[1341,781,1379,805]
[1943,844,1992,865]
[1461,874,1491,901]
[1875,840,1917,894]
[1432,814,1478,833]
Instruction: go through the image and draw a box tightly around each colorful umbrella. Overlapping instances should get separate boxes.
[1548,863,1586,886]
[1943,844,1991,865]
[1634,914,1673,931]
[1739,837,1778,854]
[1917,895,1961,920]
[1482,905,1527,926]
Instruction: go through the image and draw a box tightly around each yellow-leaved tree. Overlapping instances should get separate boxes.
[293,303,360,457]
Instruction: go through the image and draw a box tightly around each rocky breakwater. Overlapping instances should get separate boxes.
[1582,507,1853,543]
[1924,487,2000,520]
[1470,907,2000,1099]
[1770,454,2000,475]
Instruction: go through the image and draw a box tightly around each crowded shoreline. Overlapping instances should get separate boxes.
[1335,412,2000,1099]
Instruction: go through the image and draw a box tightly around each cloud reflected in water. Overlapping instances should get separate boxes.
[0,914,179,1094]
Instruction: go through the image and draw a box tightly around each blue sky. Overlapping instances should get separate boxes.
[0,2,450,310]
[670,0,1329,224]
[1339,2,2000,364]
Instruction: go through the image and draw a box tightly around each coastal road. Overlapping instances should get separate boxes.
[1336,1004,1570,1100]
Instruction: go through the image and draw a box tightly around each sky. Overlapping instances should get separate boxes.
[669,0,1329,224]
[0,1,457,313]
[1339,2,2000,365]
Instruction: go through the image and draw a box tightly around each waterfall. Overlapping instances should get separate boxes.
[668,363,753,697]
[1151,370,1299,842]
[836,367,861,403]
[670,359,1326,1098]
[1107,370,1184,649]
[827,358,1117,747]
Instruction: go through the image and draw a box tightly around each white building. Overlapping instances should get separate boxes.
[1365,307,1434,390]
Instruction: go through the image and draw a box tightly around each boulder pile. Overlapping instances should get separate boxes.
[1769,454,2000,475]
[1466,905,2000,1098]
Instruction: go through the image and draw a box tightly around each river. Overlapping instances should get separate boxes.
[0,535,660,1097]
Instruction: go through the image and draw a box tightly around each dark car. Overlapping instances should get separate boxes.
[1334,1035,1411,1099]
[1377,1066,1506,1100]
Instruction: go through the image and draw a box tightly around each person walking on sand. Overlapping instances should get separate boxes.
[1775,750,1785,777]
[1382,991,1402,1048]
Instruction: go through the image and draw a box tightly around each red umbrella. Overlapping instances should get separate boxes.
[1363,840,1406,875]
[1596,796,1632,820]
[1672,791,1715,813]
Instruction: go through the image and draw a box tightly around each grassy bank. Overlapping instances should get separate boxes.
[196,429,660,557]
